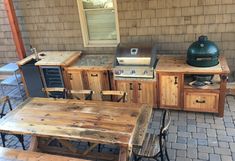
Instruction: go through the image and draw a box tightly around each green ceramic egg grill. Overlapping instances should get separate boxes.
[187,35,219,67]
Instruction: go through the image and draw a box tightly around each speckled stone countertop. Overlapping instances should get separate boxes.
[67,54,115,70]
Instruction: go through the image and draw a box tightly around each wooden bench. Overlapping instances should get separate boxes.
[0,147,89,161]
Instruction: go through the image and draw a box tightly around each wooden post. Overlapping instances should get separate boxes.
[29,136,38,152]
[218,74,228,117]
[118,146,128,161]
[4,0,26,60]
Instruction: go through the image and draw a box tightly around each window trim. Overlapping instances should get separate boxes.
[77,0,120,47]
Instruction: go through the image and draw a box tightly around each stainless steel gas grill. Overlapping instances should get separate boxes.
[113,44,158,79]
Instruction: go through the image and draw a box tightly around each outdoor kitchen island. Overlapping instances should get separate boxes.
[16,52,230,117]
[63,53,230,117]
[156,55,230,117]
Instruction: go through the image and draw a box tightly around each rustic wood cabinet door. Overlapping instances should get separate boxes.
[184,90,219,112]
[115,81,135,103]
[67,71,84,91]
[86,71,110,100]
[137,82,157,105]
[159,74,181,108]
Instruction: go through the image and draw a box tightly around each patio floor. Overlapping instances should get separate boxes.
[0,89,235,161]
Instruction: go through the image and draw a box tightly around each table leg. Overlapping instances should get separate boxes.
[29,136,38,152]
[119,146,128,161]
[14,72,23,99]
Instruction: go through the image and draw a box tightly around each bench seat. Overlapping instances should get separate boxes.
[0,147,89,161]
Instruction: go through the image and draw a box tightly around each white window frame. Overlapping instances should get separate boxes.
[77,0,120,47]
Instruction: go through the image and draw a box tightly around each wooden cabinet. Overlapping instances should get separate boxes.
[184,90,219,113]
[86,71,110,100]
[115,81,135,103]
[159,73,182,109]
[67,70,84,91]
[66,70,110,100]
[115,80,156,105]
[137,82,156,105]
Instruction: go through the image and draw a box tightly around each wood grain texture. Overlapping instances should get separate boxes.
[184,90,219,113]
[131,106,152,146]
[219,55,230,74]
[115,81,136,103]
[0,98,148,147]
[137,82,157,105]
[0,147,89,161]
[67,71,85,91]
[156,55,226,74]
[159,73,181,108]
[17,51,81,66]
[4,0,26,60]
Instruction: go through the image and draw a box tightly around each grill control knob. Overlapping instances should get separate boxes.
[115,70,121,75]
[131,70,136,75]
[143,70,148,75]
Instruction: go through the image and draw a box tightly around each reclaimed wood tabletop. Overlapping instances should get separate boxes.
[0,98,152,160]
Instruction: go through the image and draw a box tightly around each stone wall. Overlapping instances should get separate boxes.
[0,1,18,65]
[0,0,235,76]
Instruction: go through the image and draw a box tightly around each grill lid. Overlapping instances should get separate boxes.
[115,43,157,67]
[187,35,219,67]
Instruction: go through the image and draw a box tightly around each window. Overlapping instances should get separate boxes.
[77,0,120,47]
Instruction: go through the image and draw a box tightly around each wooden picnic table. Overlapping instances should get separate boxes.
[0,98,152,161]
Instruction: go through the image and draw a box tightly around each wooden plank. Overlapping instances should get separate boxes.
[118,146,128,161]
[82,143,98,156]
[28,136,38,151]
[159,73,181,108]
[218,73,228,117]
[137,82,157,105]
[219,55,230,74]
[131,105,152,146]
[156,55,224,74]
[35,51,81,66]
[0,147,89,161]
[0,98,142,147]
[17,51,81,66]
[184,90,219,113]
[4,0,26,60]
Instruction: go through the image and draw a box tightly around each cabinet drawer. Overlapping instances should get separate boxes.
[184,91,219,113]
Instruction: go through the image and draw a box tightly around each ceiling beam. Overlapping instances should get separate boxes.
[4,0,26,60]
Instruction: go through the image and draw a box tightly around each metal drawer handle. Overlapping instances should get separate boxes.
[196,100,206,104]
[138,83,142,90]
[130,83,133,90]
[174,76,178,84]
[91,74,98,77]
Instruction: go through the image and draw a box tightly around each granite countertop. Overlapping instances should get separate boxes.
[67,54,115,70]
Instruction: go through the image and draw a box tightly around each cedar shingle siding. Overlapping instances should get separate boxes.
[0,0,235,76]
